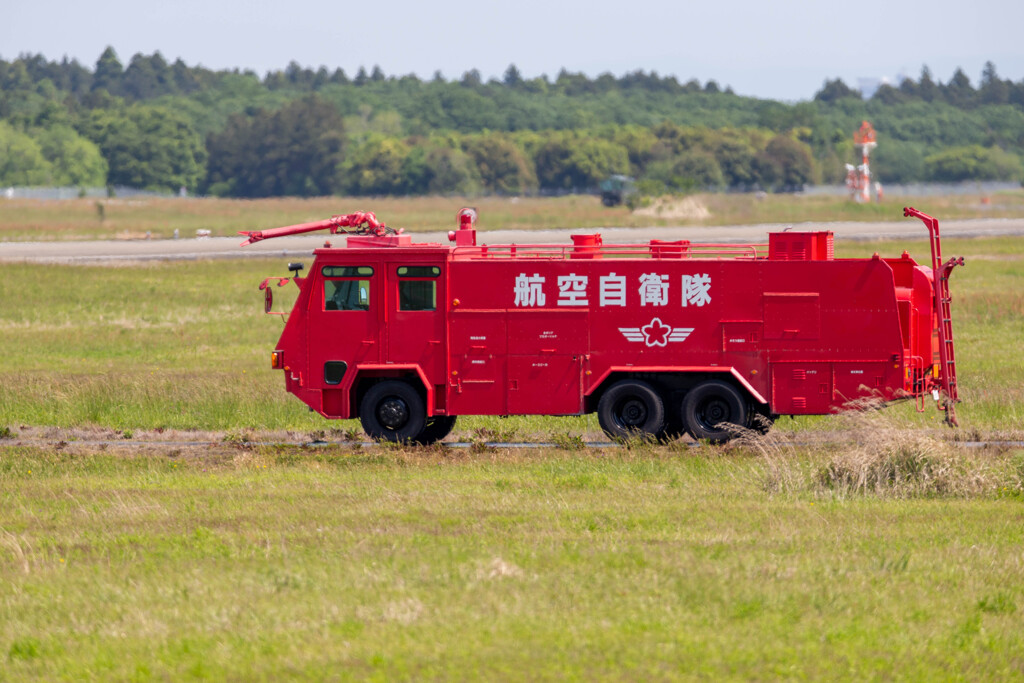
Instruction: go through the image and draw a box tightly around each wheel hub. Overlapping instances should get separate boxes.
[378,398,409,429]
[618,398,648,427]
[700,399,728,426]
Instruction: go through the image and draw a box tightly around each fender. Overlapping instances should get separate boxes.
[588,365,768,405]
[350,364,435,415]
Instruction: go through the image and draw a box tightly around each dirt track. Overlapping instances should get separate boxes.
[2,217,1023,263]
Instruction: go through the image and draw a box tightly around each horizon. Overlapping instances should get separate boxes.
[3,0,1022,101]
[2,44,1019,104]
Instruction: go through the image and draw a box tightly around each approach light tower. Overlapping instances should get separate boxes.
[846,120,878,202]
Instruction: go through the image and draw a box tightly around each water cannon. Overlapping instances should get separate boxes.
[238,211,397,246]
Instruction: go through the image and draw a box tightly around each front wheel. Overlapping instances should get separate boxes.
[414,415,457,445]
[360,380,426,443]
[597,379,665,441]
[682,380,747,443]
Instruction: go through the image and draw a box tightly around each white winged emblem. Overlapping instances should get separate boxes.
[619,317,694,348]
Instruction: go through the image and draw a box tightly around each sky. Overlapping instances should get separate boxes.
[3,0,1023,101]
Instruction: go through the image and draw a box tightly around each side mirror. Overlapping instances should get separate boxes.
[288,262,304,277]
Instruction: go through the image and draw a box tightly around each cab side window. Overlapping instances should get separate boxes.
[323,266,373,311]
[398,266,440,311]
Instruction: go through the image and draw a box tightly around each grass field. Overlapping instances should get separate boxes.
[2,442,1023,680]
[2,205,1023,679]
[2,190,1024,241]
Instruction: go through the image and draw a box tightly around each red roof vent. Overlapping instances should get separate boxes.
[769,231,834,261]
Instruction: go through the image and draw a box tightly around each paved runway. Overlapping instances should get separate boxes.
[2,217,1022,263]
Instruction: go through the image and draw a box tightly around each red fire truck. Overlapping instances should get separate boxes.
[242,207,962,444]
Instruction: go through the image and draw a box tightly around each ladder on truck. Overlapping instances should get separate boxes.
[904,207,964,426]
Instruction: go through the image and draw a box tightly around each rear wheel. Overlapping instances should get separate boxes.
[597,380,665,441]
[682,380,747,443]
[360,380,426,443]
[414,415,457,445]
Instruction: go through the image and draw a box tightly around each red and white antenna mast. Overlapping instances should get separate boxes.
[849,120,877,202]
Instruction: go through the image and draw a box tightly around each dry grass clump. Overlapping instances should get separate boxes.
[744,405,1018,498]
[631,196,710,220]
[818,402,997,497]
[818,429,973,497]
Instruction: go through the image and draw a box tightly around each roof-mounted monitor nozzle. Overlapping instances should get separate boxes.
[238,211,400,246]
[448,207,478,247]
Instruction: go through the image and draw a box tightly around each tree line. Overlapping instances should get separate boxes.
[1,48,1022,195]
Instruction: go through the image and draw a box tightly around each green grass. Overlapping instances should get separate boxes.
[0,259,308,431]
[2,223,1023,679]
[2,444,1023,680]
[2,191,1023,241]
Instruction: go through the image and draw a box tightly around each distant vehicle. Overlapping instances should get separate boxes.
[599,175,636,207]
[241,207,962,444]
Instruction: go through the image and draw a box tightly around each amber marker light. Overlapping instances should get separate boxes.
[271,351,283,369]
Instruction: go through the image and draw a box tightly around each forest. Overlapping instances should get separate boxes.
[1,47,1023,197]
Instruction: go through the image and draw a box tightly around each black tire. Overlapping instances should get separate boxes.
[748,408,775,435]
[597,380,665,441]
[360,380,426,443]
[682,380,747,443]
[414,415,457,446]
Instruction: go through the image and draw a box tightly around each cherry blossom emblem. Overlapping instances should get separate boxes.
[619,317,694,348]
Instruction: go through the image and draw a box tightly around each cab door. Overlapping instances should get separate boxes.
[308,263,380,415]
[386,261,446,388]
